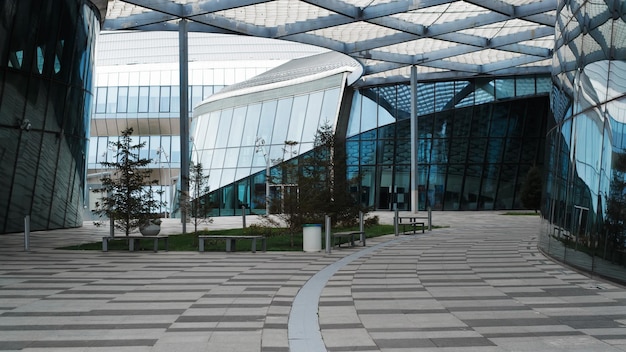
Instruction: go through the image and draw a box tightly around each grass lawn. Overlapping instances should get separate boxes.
[60,224,399,252]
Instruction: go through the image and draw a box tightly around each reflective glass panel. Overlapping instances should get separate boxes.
[117,87,128,113]
[128,86,139,113]
[272,97,293,145]
[215,109,233,148]
[228,106,247,147]
[138,86,149,112]
[286,95,308,143]
[258,100,277,142]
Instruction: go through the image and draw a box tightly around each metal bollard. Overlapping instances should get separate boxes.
[428,206,432,231]
[359,211,365,245]
[325,215,331,254]
[394,208,399,236]
[24,215,30,251]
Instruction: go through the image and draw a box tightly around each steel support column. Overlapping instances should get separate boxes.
[179,19,189,233]
[410,65,419,213]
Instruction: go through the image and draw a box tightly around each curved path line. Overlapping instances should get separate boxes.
[287,236,411,352]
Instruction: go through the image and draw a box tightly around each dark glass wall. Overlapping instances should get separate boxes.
[0,0,100,233]
[346,96,549,211]
[539,0,626,284]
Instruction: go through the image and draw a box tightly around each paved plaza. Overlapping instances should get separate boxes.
[1,211,625,351]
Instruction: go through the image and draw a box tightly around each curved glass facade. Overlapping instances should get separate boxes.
[539,0,626,284]
[194,70,551,216]
[191,71,347,215]
[348,78,551,211]
[0,0,100,233]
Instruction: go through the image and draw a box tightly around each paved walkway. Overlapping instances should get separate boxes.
[0,212,625,351]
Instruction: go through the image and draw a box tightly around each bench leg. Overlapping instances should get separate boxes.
[251,238,257,253]
[129,239,136,251]
[350,234,355,247]
[102,238,108,252]
[153,238,158,252]
[199,238,205,252]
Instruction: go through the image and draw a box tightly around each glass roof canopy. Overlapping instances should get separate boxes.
[103,0,557,87]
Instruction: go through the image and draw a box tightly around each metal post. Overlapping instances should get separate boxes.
[179,18,189,234]
[394,207,399,236]
[255,137,270,216]
[359,211,365,245]
[265,160,271,215]
[410,65,419,213]
[24,215,30,251]
[325,215,331,254]
[428,206,432,231]
[242,205,247,228]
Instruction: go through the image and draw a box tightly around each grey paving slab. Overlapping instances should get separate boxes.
[0,211,625,352]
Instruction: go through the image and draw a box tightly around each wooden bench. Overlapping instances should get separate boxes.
[198,235,266,253]
[332,231,365,248]
[397,216,425,234]
[102,235,169,252]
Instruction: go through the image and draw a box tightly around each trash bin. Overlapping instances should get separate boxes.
[302,224,322,252]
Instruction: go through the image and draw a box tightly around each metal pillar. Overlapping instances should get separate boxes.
[266,160,270,215]
[410,65,419,214]
[24,215,30,251]
[179,19,189,234]
[359,211,365,244]
[325,215,331,254]
[394,208,399,236]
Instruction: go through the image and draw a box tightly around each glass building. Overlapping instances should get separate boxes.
[539,1,626,284]
[193,51,552,215]
[87,31,326,219]
[0,0,104,234]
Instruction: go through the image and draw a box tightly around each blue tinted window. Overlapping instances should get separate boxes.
[138,86,149,112]
[170,86,180,113]
[95,87,106,113]
[106,87,117,113]
[215,108,233,148]
[149,86,159,112]
[495,79,515,100]
[117,87,128,113]
[128,86,139,113]
[287,95,308,143]
[242,103,261,147]
[258,100,277,142]
[347,93,362,137]
[272,97,293,145]
[434,81,455,112]
[160,86,170,112]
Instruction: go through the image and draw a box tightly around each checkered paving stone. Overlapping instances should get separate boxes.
[0,213,625,351]
[318,220,626,352]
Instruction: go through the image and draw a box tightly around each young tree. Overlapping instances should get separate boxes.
[92,127,165,236]
[268,123,368,247]
[300,121,364,225]
[269,140,301,247]
[187,162,213,233]
[520,165,542,213]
